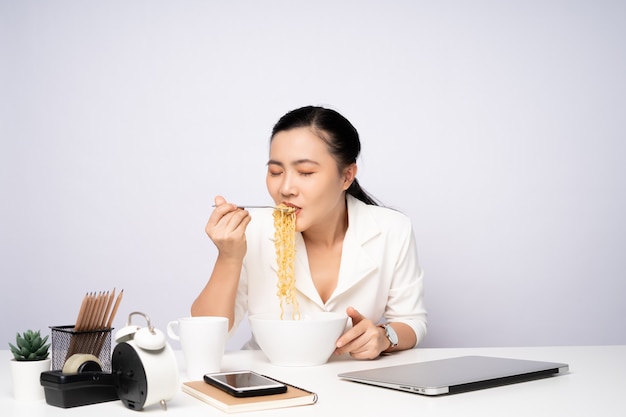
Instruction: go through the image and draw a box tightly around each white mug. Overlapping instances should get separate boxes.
[166,316,228,381]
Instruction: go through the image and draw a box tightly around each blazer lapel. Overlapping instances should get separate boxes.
[332,197,380,300]
[293,233,322,305]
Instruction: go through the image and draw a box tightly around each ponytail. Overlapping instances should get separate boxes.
[347,178,379,206]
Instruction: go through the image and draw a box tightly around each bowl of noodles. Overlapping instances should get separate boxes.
[248,312,348,366]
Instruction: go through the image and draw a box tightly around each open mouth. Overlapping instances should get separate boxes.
[281,203,300,214]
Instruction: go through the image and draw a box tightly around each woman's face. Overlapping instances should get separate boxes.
[266,127,354,232]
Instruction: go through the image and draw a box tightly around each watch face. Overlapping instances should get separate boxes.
[385,325,398,345]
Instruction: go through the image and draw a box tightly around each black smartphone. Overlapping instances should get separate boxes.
[203,370,288,397]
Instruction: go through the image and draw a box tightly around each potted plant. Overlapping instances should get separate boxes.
[9,329,52,401]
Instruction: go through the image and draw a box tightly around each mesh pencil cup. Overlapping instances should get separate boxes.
[49,326,113,373]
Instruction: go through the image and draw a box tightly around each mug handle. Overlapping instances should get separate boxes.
[166,321,180,341]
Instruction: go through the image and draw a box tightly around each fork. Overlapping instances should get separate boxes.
[212,204,294,213]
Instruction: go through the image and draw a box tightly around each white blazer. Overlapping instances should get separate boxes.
[233,195,427,348]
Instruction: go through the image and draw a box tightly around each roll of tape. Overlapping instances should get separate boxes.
[62,353,103,374]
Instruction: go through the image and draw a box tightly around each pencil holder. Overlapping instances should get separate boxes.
[49,326,113,373]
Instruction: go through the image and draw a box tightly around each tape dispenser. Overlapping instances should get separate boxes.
[112,311,179,411]
[40,353,119,408]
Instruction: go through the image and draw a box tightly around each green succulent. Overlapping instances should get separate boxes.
[9,329,50,361]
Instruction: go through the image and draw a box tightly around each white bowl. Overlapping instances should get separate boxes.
[248,312,348,366]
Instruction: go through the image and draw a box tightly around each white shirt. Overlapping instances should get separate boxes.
[232,194,427,348]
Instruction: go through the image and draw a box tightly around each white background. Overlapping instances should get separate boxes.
[1,0,624,352]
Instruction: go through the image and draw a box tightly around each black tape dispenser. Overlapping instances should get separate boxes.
[40,353,119,408]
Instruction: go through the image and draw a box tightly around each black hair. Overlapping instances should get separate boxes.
[270,106,379,206]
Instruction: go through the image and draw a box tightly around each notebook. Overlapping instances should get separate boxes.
[182,379,317,413]
[338,355,569,396]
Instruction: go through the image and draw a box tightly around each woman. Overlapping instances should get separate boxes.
[191,105,427,359]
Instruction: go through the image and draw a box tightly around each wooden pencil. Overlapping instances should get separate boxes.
[95,289,123,356]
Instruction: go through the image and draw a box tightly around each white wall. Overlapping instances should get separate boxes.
[1,0,624,352]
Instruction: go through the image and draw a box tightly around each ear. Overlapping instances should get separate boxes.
[342,163,357,190]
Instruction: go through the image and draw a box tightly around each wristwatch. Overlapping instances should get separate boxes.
[379,324,398,349]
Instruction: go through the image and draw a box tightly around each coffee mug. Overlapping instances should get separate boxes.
[166,316,228,381]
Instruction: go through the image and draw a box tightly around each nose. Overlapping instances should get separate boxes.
[279,172,297,197]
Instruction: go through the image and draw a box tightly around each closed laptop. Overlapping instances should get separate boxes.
[338,355,569,396]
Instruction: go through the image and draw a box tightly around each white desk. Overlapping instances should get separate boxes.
[2,345,624,416]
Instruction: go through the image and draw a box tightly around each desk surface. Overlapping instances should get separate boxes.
[2,345,625,416]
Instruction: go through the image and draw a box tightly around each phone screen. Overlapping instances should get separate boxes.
[204,371,288,397]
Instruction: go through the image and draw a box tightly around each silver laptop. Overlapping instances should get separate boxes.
[338,355,569,395]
